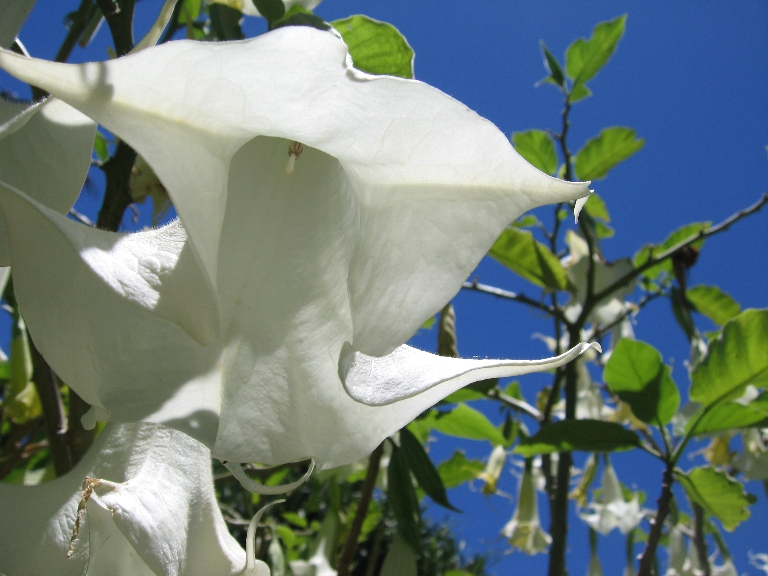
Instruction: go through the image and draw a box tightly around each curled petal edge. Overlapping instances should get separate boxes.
[223,459,315,495]
[341,342,602,407]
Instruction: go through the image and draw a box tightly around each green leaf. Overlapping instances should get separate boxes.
[281,512,308,529]
[688,391,768,436]
[251,0,285,25]
[331,15,414,79]
[437,451,485,489]
[208,3,244,40]
[443,378,497,404]
[594,220,615,239]
[513,215,540,229]
[568,82,592,103]
[179,0,202,24]
[582,192,610,221]
[512,130,558,175]
[565,15,626,87]
[604,339,680,426]
[574,127,644,181]
[514,420,641,457]
[431,404,506,445]
[634,222,711,280]
[687,285,741,326]
[387,444,421,552]
[273,5,330,31]
[399,428,459,512]
[690,309,768,407]
[93,132,109,162]
[677,467,756,531]
[540,41,565,88]
[489,227,571,291]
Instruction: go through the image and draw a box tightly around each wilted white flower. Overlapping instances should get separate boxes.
[579,459,647,535]
[502,461,551,554]
[0,423,245,576]
[0,27,592,470]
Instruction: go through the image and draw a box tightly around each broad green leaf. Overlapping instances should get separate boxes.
[565,15,626,87]
[678,467,756,531]
[568,82,592,103]
[208,3,244,40]
[513,215,540,228]
[604,339,680,426]
[688,392,768,436]
[687,285,741,326]
[575,127,644,181]
[540,41,565,88]
[431,403,506,445]
[437,451,484,489]
[690,309,768,407]
[512,130,558,175]
[281,512,307,529]
[273,5,330,31]
[93,132,109,162]
[252,0,285,25]
[399,428,458,512]
[490,227,571,291]
[582,192,610,221]
[514,420,641,456]
[443,378,497,404]
[331,15,414,79]
[179,0,202,24]
[594,220,615,239]
[387,444,421,552]
[634,222,711,280]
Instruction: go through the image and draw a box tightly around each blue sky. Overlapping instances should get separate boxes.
[5,1,768,575]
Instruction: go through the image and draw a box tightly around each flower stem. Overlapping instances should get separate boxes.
[337,443,384,576]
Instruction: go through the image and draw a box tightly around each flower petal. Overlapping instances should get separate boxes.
[340,342,601,406]
[0,423,245,576]
[0,182,222,446]
[0,0,36,47]
[0,97,95,263]
[0,27,589,354]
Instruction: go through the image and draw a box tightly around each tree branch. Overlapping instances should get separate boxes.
[587,192,768,315]
[337,443,384,576]
[638,463,675,576]
[692,503,711,576]
[94,0,135,57]
[461,280,558,317]
[29,339,72,476]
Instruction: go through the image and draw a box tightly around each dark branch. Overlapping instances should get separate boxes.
[461,280,558,317]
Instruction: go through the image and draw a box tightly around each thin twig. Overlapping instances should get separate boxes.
[587,192,768,315]
[487,389,542,421]
[337,443,384,576]
[461,280,557,317]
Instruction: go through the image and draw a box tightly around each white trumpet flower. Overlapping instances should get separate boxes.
[0,27,592,469]
[502,461,551,554]
[0,423,245,576]
[579,460,647,535]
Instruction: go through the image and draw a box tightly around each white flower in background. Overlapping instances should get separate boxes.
[665,524,687,576]
[750,551,768,575]
[579,459,647,535]
[502,461,552,554]
[0,422,246,576]
[207,0,321,18]
[479,444,507,495]
[735,428,768,480]
[0,27,592,470]
[563,230,636,356]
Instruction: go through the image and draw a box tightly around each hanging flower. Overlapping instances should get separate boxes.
[502,460,551,555]
[0,422,246,576]
[579,459,647,535]
[0,27,593,470]
[479,444,507,495]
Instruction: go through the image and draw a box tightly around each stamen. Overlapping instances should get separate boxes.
[242,499,285,575]
[285,141,304,175]
[224,459,315,495]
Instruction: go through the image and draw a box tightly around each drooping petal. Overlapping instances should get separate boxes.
[0,182,222,447]
[0,0,36,47]
[0,422,245,576]
[0,97,95,263]
[340,342,601,406]
[0,27,589,355]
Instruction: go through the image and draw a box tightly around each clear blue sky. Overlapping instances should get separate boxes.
[5,1,768,575]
